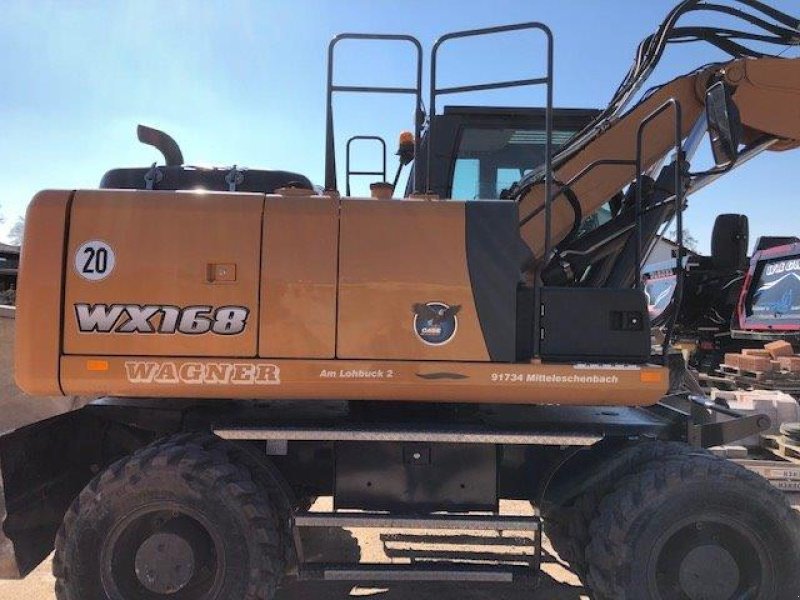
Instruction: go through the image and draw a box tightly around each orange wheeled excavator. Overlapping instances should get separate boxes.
[3,1,800,599]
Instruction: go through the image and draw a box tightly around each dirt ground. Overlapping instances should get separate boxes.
[0,508,588,600]
[0,499,588,600]
[0,565,586,600]
[0,563,587,600]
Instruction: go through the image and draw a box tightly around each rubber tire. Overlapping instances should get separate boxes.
[585,453,800,600]
[544,441,703,582]
[53,433,285,600]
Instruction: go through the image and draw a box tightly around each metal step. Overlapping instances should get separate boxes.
[382,532,535,547]
[293,512,543,578]
[215,425,600,446]
[299,562,522,583]
[293,512,540,532]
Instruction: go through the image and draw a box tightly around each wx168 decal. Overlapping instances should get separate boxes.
[75,304,249,335]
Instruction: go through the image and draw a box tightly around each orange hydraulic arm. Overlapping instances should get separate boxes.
[517,56,800,262]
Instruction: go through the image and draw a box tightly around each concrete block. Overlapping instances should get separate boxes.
[778,356,800,373]
[765,340,794,359]
[739,355,772,373]
[724,353,743,368]
[742,348,771,357]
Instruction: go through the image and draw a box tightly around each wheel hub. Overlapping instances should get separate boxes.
[678,543,740,600]
[651,514,765,600]
[134,532,196,594]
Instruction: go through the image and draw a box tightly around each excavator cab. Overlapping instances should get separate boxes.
[408,106,598,200]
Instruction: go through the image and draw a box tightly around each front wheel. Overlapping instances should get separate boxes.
[53,434,285,600]
[585,453,800,600]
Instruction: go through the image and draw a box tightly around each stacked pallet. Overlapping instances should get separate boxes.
[723,341,800,379]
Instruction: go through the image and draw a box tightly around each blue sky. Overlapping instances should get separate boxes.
[1,0,798,252]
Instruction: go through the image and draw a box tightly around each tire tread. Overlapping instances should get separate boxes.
[54,432,285,600]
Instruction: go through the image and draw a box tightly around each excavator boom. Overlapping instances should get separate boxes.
[517,56,800,263]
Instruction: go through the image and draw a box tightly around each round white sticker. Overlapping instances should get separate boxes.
[75,240,116,281]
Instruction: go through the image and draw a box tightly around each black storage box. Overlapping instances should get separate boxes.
[539,287,651,363]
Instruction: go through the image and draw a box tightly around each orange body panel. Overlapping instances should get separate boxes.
[62,190,263,357]
[733,58,800,149]
[338,199,490,361]
[14,191,71,396]
[259,196,338,358]
[16,189,669,406]
[60,355,667,406]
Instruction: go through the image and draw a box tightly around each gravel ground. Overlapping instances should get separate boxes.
[2,496,794,600]
[0,551,587,600]
[0,560,586,600]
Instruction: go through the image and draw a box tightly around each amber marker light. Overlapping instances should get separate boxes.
[396,131,415,166]
[398,131,414,145]
[86,360,109,372]
[640,371,663,383]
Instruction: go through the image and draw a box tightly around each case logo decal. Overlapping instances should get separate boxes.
[413,302,460,346]
[125,361,280,385]
[75,304,249,335]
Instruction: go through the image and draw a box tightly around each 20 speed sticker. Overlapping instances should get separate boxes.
[75,240,116,282]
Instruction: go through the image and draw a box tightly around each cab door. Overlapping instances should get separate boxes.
[63,190,263,357]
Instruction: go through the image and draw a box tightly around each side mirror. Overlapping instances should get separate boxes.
[705,82,742,168]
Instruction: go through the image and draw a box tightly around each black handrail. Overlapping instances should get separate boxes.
[345,136,387,196]
[427,22,553,256]
[324,34,423,193]
[635,99,683,290]
[634,100,684,356]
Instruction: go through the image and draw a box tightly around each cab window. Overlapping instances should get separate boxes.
[451,127,575,200]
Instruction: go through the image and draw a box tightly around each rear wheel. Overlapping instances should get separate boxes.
[543,441,702,582]
[585,453,800,599]
[54,433,285,600]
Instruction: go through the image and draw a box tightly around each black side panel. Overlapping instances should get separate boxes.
[465,201,520,362]
[0,411,102,578]
[539,287,651,362]
[515,285,535,361]
[100,167,312,194]
[0,407,158,579]
[335,442,497,512]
